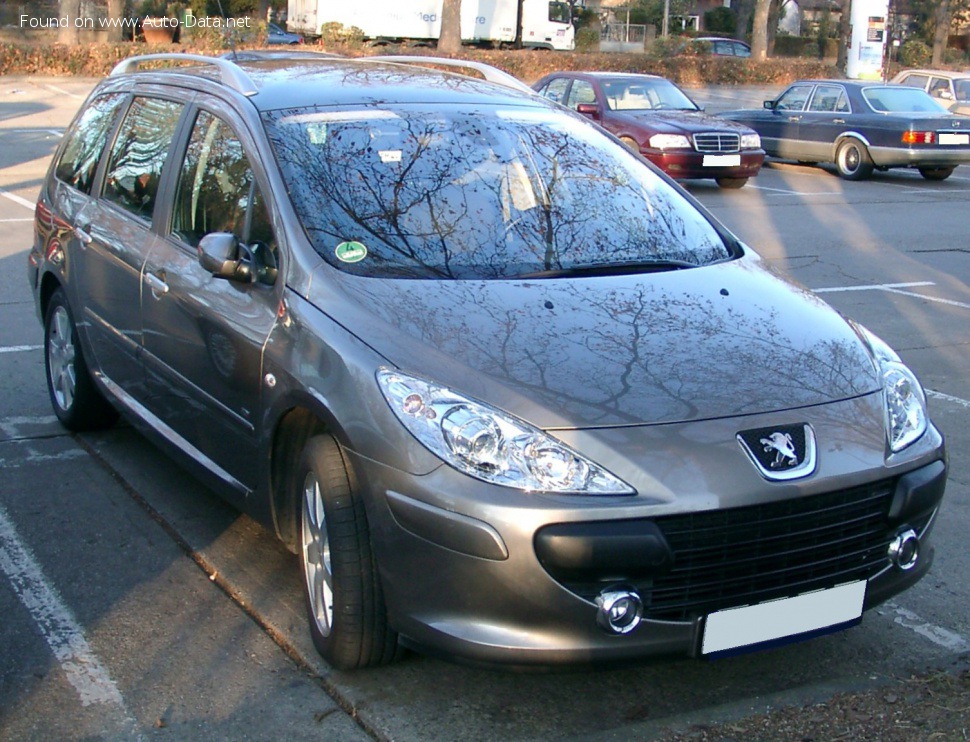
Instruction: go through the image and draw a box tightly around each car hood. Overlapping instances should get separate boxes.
[312,254,880,430]
[613,109,754,135]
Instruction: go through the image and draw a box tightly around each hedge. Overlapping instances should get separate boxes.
[0,41,840,86]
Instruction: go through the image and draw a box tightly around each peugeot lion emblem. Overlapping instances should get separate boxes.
[737,424,817,481]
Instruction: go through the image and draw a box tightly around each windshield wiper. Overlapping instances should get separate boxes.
[515,259,699,279]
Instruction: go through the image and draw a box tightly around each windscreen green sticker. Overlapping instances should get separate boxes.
[335,241,368,263]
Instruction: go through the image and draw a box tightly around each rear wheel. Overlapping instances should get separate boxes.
[716,177,748,189]
[298,434,398,669]
[835,139,873,180]
[44,288,117,431]
[919,166,955,181]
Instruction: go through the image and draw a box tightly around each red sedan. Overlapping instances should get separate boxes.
[533,71,765,188]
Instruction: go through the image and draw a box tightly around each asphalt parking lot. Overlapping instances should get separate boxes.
[1,76,968,740]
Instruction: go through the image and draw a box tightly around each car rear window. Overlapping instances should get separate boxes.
[862,87,948,113]
[263,104,733,279]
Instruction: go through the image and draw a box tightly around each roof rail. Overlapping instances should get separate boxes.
[109,54,259,97]
[366,56,532,94]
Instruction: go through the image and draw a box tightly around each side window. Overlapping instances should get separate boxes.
[102,96,184,223]
[548,1,570,23]
[54,92,126,194]
[929,77,953,100]
[899,74,928,90]
[808,85,846,113]
[775,85,813,112]
[565,80,597,110]
[539,77,570,104]
[172,110,278,284]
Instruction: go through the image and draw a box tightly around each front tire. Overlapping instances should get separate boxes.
[835,139,873,180]
[919,166,954,181]
[43,288,117,431]
[716,177,748,189]
[298,434,398,669]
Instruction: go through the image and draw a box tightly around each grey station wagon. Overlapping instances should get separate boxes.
[29,53,947,669]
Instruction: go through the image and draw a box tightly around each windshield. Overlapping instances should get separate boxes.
[263,104,731,279]
[603,78,699,111]
[862,87,949,113]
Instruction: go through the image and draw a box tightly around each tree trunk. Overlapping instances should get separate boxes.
[932,0,952,66]
[750,0,770,59]
[836,0,851,74]
[106,0,126,43]
[767,0,781,55]
[58,0,81,44]
[439,0,462,55]
[735,0,755,42]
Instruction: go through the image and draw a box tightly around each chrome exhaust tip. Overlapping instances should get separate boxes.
[888,528,920,571]
[595,587,643,635]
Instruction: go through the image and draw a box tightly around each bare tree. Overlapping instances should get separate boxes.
[931,0,952,65]
[750,0,770,59]
[439,0,462,55]
[58,0,81,44]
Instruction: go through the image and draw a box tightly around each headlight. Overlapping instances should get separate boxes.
[741,132,761,149]
[854,324,928,453]
[648,134,692,150]
[377,369,633,494]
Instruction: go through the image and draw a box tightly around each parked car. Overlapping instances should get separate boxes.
[890,69,970,116]
[720,79,970,180]
[267,21,303,44]
[690,36,752,57]
[533,71,765,188]
[30,53,946,670]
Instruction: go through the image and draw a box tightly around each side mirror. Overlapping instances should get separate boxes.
[763,100,776,110]
[198,232,252,283]
[576,103,599,118]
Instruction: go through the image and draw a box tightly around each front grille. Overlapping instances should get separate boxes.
[693,132,741,153]
[646,481,894,620]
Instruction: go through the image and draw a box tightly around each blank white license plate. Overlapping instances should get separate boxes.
[702,580,866,657]
[703,154,741,167]
[939,133,969,145]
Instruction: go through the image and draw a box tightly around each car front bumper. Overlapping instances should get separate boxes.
[349,395,946,667]
[644,149,765,180]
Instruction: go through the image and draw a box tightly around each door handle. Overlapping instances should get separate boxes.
[144,272,169,298]
[833,118,846,124]
[74,224,92,246]
[788,116,801,122]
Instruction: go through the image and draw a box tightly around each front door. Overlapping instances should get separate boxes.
[141,106,282,493]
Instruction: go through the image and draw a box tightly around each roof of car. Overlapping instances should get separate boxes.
[538,71,666,82]
[893,69,970,80]
[107,54,538,112]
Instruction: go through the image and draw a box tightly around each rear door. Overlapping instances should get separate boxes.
[78,94,186,398]
[798,83,852,161]
[141,103,282,493]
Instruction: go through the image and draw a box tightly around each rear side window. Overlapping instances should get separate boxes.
[54,92,126,194]
[102,96,184,223]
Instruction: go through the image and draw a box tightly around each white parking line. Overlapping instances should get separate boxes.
[0,345,42,354]
[926,389,970,410]
[43,84,85,100]
[0,505,137,727]
[887,603,970,653]
[813,281,935,293]
[881,286,970,310]
[747,184,837,196]
[0,189,35,210]
[0,218,34,222]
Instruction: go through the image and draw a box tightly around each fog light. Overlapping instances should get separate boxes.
[888,528,919,571]
[596,588,643,635]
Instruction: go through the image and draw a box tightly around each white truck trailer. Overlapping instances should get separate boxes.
[287,0,575,51]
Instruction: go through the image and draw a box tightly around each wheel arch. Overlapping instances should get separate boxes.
[832,131,871,159]
[38,270,63,323]
[267,392,354,554]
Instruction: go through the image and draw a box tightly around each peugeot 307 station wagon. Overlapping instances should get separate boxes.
[28,53,947,669]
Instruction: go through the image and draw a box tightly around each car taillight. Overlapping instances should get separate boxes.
[902,131,935,145]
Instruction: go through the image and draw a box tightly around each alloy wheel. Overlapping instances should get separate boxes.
[301,472,334,637]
